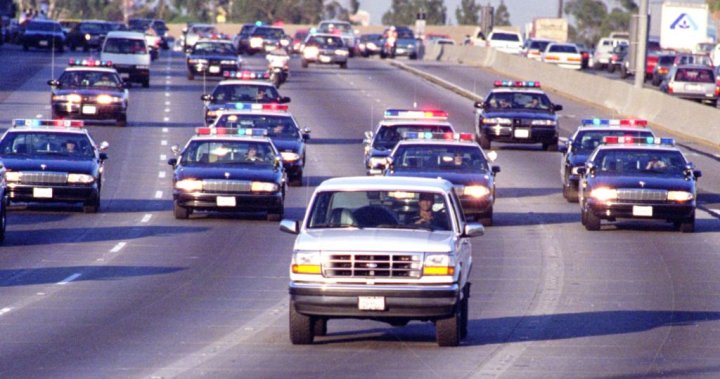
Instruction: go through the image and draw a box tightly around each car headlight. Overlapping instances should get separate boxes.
[369,157,387,168]
[304,46,319,58]
[667,191,694,202]
[464,185,491,198]
[220,60,238,65]
[423,253,456,276]
[206,110,218,117]
[482,117,512,125]
[136,65,150,70]
[53,94,82,102]
[84,33,91,41]
[5,171,22,182]
[291,250,322,274]
[590,187,617,202]
[531,119,556,126]
[175,179,203,192]
[280,152,300,162]
[96,94,121,104]
[67,173,95,184]
[367,42,377,49]
[251,181,278,192]
[335,49,349,56]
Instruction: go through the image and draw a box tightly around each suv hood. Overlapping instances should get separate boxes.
[296,229,454,253]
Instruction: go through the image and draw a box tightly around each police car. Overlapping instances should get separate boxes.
[577,137,701,232]
[0,119,109,213]
[384,132,500,226]
[48,59,129,126]
[186,38,242,80]
[201,70,291,125]
[168,127,286,220]
[210,103,310,186]
[363,109,456,175]
[474,81,562,150]
[560,118,655,202]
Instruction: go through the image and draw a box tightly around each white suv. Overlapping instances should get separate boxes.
[281,176,485,346]
[101,31,151,87]
[486,30,524,55]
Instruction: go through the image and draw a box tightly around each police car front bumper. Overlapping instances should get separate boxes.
[173,191,283,213]
[187,63,239,77]
[459,196,493,217]
[586,200,696,221]
[7,183,99,204]
[52,102,125,120]
[481,125,557,144]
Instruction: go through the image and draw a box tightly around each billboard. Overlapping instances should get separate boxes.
[660,2,710,50]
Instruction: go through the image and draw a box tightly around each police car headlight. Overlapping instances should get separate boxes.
[136,65,150,70]
[280,152,300,162]
[590,187,617,202]
[464,185,491,199]
[281,39,290,47]
[220,60,237,65]
[369,157,387,168]
[335,49,349,56]
[531,119,556,126]
[303,46,319,58]
[67,173,95,184]
[667,191,693,202]
[367,42,377,49]
[206,110,218,117]
[423,253,455,276]
[571,166,582,175]
[291,251,322,274]
[54,94,82,103]
[84,33,91,41]
[251,181,278,192]
[482,117,512,125]
[176,179,203,192]
[5,172,22,182]
[96,94,121,104]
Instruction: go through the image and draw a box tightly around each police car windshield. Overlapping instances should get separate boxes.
[193,42,236,55]
[393,145,489,172]
[308,190,451,231]
[0,132,94,159]
[319,23,352,33]
[181,140,276,166]
[573,130,654,153]
[485,92,551,110]
[593,149,687,176]
[211,85,280,103]
[214,115,299,139]
[374,124,453,149]
[59,71,122,89]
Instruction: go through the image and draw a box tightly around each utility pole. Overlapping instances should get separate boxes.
[558,0,564,18]
[634,0,649,88]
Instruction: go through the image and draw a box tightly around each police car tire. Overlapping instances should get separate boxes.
[677,214,695,233]
[117,114,127,127]
[83,197,100,214]
[187,72,194,80]
[543,141,558,151]
[608,64,616,73]
[313,318,327,336]
[22,43,28,51]
[174,202,190,219]
[436,299,461,346]
[0,205,6,243]
[289,301,314,345]
[289,172,303,187]
[339,62,347,69]
[142,79,150,88]
[478,208,493,227]
[301,59,308,68]
[584,209,601,231]
[267,207,283,221]
[563,185,579,203]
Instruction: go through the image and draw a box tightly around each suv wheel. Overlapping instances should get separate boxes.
[584,206,601,231]
[173,201,190,219]
[436,301,461,346]
[83,197,100,213]
[289,301,315,345]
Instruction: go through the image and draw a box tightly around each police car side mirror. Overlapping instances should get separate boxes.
[473,101,484,109]
[170,144,181,155]
[201,94,213,102]
[99,153,108,161]
[693,170,702,179]
[274,156,282,170]
[167,158,178,166]
[558,143,568,153]
[302,128,311,140]
[491,165,501,174]
[279,219,299,234]
[98,141,110,151]
[47,79,59,87]
[279,96,291,104]
[363,131,374,143]
[553,104,563,111]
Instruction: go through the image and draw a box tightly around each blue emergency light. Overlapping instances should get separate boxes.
[581,118,648,127]
[13,119,84,128]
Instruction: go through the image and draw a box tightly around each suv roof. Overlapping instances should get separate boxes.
[316,176,454,194]
[105,30,145,40]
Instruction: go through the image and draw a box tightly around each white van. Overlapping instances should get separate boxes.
[485,30,524,55]
[592,37,628,70]
[101,31,151,87]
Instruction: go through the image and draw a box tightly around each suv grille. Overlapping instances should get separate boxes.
[324,252,423,278]
[202,179,251,193]
[18,171,67,184]
[617,189,668,202]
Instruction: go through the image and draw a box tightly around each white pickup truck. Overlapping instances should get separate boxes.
[281,176,486,346]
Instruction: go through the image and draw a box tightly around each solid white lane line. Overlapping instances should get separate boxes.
[57,273,82,285]
[158,171,166,178]
[110,242,127,253]
[0,307,12,316]
[165,92,171,97]
[35,114,43,118]
[141,214,152,223]
[155,191,163,199]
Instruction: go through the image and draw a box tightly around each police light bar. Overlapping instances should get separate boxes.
[230,102,288,112]
[401,132,474,141]
[68,58,113,67]
[384,109,448,120]
[223,70,270,80]
[494,80,541,88]
[13,119,84,128]
[195,127,268,137]
[581,118,648,127]
[602,136,674,146]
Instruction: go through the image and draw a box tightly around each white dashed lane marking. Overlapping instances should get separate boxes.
[158,171,166,179]
[155,191,163,199]
[57,273,82,285]
[0,307,12,316]
[141,214,152,223]
[110,242,127,253]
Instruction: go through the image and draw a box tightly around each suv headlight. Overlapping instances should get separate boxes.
[464,185,491,198]
[667,191,693,201]
[67,173,95,184]
[175,178,203,192]
[482,117,512,125]
[531,119,556,126]
[590,187,617,202]
[423,253,456,276]
[251,181,278,192]
[291,251,322,274]
[280,152,300,162]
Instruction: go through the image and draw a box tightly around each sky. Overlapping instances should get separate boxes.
[358,0,710,28]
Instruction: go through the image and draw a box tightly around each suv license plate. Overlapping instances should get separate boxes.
[216,196,236,207]
[358,296,385,311]
[82,105,97,115]
[514,129,530,138]
[633,206,652,217]
[33,188,53,198]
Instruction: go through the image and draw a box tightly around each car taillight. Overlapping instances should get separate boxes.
[715,86,720,96]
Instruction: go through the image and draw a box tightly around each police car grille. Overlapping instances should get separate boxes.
[617,189,668,202]
[324,253,422,278]
[19,171,67,184]
[201,179,251,193]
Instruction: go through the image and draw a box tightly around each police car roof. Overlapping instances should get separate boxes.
[9,127,88,135]
[191,134,274,143]
[316,176,455,194]
[378,119,454,128]
[490,88,546,95]
[596,144,679,153]
[217,80,274,86]
[65,67,118,74]
[395,139,479,148]
[575,126,654,133]
[216,109,291,117]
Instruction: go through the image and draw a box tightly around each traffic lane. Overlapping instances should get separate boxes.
[399,59,720,217]
[0,44,58,103]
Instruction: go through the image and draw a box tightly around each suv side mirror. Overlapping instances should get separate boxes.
[47,79,59,87]
[200,94,213,102]
[279,219,299,234]
[473,100,485,109]
[463,222,485,237]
